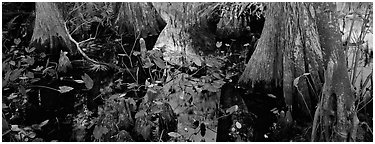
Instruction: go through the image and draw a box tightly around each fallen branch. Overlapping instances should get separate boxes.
[64,22,121,71]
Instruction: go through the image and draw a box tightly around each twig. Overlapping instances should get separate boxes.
[158,129,165,142]
[357,97,373,112]
[64,22,101,65]
[68,2,86,16]
[78,37,95,45]
[311,103,321,142]
[361,122,373,135]
[28,85,60,92]
[64,22,122,71]
[2,130,11,137]
[206,127,217,133]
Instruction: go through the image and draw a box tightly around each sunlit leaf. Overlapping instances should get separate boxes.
[9,61,15,66]
[133,51,141,56]
[235,121,242,129]
[28,132,36,138]
[303,73,310,76]
[58,86,74,93]
[7,93,18,100]
[14,38,21,45]
[74,80,84,83]
[81,73,93,90]
[19,76,28,80]
[216,41,222,48]
[226,105,238,114]
[267,94,277,99]
[154,101,163,105]
[118,54,127,57]
[192,57,202,67]
[168,132,182,138]
[32,66,44,71]
[293,76,301,87]
[57,51,71,73]
[11,125,21,132]
[39,119,49,127]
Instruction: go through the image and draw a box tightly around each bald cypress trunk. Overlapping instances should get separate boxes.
[311,2,357,142]
[152,2,219,66]
[238,2,323,122]
[30,2,76,57]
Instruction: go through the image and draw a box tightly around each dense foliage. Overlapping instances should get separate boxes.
[2,2,372,142]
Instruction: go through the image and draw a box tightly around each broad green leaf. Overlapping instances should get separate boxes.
[216,41,222,48]
[191,57,202,66]
[57,51,71,73]
[133,51,141,56]
[39,120,49,127]
[168,132,182,138]
[7,93,18,100]
[10,69,23,81]
[81,73,93,90]
[9,61,15,66]
[11,125,21,132]
[293,76,301,88]
[58,86,74,93]
[226,105,238,114]
[235,121,242,129]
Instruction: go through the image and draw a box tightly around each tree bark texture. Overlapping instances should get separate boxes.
[238,3,323,119]
[215,2,252,40]
[31,2,76,56]
[152,2,219,66]
[112,2,166,38]
[312,2,357,142]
